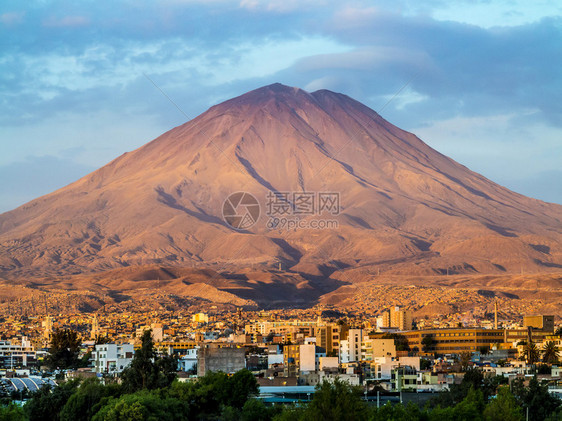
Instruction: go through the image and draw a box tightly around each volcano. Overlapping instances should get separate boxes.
[1,83,561,284]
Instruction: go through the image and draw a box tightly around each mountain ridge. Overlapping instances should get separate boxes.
[0,83,561,283]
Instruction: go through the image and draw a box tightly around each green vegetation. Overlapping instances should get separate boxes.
[2,332,558,420]
[3,370,556,421]
[45,329,82,370]
[542,341,559,364]
[120,329,177,393]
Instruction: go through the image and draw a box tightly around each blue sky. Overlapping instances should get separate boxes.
[1,0,561,212]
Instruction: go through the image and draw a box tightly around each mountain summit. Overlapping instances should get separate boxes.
[1,83,561,280]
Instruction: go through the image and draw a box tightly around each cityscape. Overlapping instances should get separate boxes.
[1,0,562,419]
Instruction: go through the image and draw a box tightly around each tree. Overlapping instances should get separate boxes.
[120,329,177,393]
[24,380,80,421]
[452,387,485,421]
[91,390,189,421]
[422,334,436,353]
[542,341,559,364]
[0,402,25,421]
[59,378,121,421]
[484,386,523,421]
[302,378,369,421]
[554,327,562,336]
[94,334,112,345]
[420,358,432,370]
[45,329,82,370]
[460,351,472,371]
[512,376,562,421]
[526,341,540,366]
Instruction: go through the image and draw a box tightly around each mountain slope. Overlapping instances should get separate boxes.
[0,83,561,280]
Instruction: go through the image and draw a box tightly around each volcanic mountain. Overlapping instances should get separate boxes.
[1,83,561,284]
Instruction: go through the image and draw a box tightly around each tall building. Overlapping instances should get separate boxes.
[390,307,413,331]
[316,324,340,356]
[90,314,100,340]
[381,310,391,328]
[340,329,363,363]
[42,316,53,345]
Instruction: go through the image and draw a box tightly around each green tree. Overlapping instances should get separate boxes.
[422,334,436,353]
[24,380,80,421]
[59,378,122,421]
[120,329,177,393]
[483,386,523,421]
[302,378,369,421]
[512,376,562,421]
[451,387,485,421]
[92,390,189,421]
[372,401,428,420]
[542,341,559,364]
[526,341,540,365]
[0,402,26,421]
[45,329,82,370]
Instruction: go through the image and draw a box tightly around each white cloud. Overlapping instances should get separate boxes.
[42,15,90,27]
[0,11,25,25]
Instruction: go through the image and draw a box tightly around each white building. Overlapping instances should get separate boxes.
[0,337,36,367]
[177,348,198,372]
[92,343,134,374]
[340,329,363,363]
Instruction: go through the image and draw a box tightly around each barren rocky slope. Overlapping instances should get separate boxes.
[1,83,561,285]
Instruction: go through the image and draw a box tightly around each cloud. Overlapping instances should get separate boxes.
[0,11,24,25]
[0,0,561,205]
[42,15,90,28]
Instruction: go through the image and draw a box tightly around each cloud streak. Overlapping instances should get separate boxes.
[0,0,561,208]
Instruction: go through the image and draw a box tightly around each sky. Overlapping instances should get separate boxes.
[1,0,561,213]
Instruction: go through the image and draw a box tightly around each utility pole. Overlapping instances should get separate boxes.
[494,298,498,329]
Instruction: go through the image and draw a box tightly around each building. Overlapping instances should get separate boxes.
[42,316,53,345]
[316,324,341,356]
[135,323,163,342]
[362,338,396,361]
[0,337,36,368]
[92,343,134,374]
[340,329,363,363]
[390,307,413,331]
[177,348,198,372]
[284,344,316,376]
[197,345,245,376]
[90,314,101,340]
[192,313,209,324]
[402,328,505,354]
[523,315,554,333]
